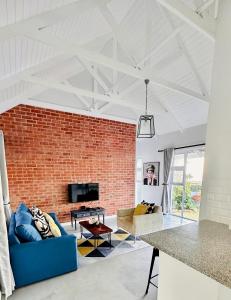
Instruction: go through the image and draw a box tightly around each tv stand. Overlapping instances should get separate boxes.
[70,207,105,230]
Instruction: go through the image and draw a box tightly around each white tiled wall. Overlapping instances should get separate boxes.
[200,1,231,227]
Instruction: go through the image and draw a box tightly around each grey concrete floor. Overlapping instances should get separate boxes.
[9,215,192,300]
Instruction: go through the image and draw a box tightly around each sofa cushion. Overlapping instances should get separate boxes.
[134,204,148,215]
[141,201,156,214]
[16,202,29,213]
[30,206,54,239]
[15,211,42,242]
[44,213,61,237]
[16,224,42,242]
[15,210,33,227]
[49,212,68,236]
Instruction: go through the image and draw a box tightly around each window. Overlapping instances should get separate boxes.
[170,148,205,221]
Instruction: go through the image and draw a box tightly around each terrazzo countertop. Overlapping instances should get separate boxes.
[141,220,231,289]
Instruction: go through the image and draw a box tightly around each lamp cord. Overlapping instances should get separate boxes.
[145,79,149,115]
[145,82,147,115]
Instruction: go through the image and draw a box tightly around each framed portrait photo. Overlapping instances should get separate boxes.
[143,162,160,186]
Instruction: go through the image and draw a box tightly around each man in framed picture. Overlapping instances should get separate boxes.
[144,164,158,186]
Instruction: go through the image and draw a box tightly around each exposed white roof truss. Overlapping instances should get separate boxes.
[0,0,217,135]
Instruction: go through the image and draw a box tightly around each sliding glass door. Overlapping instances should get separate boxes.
[171,148,205,221]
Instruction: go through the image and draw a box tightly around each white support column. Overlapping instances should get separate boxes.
[200,0,231,226]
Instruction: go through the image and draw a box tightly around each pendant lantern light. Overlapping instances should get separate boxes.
[137,79,155,138]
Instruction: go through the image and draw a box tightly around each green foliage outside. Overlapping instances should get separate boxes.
[172,175,201,210]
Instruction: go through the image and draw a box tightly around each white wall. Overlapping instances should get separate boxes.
[136,137,164,205]
[136,124,207,205]
[200,0,231,226]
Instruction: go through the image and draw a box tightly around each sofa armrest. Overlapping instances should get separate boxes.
[10,234,77,288]
[133,213,163,236]
[117,208,135,217]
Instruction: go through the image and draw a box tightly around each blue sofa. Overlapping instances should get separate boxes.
[8,207,78,288]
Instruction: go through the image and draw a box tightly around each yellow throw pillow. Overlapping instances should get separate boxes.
[133,204,148,215]
[43,213,61,237]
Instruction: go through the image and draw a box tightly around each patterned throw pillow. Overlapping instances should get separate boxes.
[141,201,156,214]
[30,206,54,239]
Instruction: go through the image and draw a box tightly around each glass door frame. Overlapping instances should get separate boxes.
[170,146,205,221]
[170,152,187,219]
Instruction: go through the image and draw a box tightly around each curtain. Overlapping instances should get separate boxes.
[0,131,11,224]
[0,131,14,298]
[161,148,174,214]
[0,175,15,298]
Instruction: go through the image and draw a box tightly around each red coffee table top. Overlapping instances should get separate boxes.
[79,220,113,235]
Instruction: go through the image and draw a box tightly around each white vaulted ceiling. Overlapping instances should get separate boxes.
[0,0,217,135]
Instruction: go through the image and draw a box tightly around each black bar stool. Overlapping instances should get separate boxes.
[145,247,159,295]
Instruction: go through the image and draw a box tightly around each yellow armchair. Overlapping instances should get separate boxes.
[117,206,163,239]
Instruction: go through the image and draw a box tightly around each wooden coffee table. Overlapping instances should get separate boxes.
[79,221,113,248]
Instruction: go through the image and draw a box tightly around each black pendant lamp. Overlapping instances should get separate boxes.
[137,79,155,138]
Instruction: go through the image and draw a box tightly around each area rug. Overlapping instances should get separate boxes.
[77,229,146,258]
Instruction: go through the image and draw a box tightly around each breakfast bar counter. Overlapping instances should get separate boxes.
[142,220,231,300]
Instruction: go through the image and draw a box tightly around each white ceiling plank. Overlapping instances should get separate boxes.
[24,75,145,111]
[98,2,137,65]
[77,58,108,91]
[63,80,90,109]
[0,28,113,92]
[97,102,113,113]
[0,54,70,90]
[120,80,141,97]
[97,101,139,119]
[92,65,97,110]
[112,37,118,88]
[159,7,209,98]
[151,89,184,132]
[137,26,182,67]
[176,36,209,97]
[0,0,110,43]
[77,95,90,109]
[156,0,216,42]
[0,85,45,113]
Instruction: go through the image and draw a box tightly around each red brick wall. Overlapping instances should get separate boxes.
[0,105,136,221]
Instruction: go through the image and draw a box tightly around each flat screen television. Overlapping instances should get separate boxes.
[68,183,99,203]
